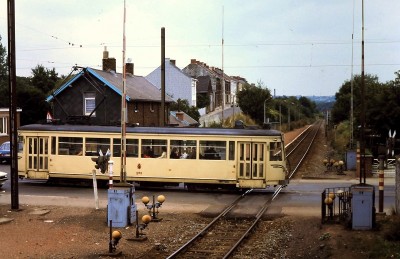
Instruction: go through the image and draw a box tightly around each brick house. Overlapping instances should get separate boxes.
[182,59,232,113]
[0,108,22,144]
[46,50,173,127]
[146,58,197,107]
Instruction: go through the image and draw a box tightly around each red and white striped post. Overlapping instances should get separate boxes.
[378,155,384,213]
[356,142,360,178]
[108,160,114,188]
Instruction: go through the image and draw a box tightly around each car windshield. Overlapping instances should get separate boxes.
[0,142,22,151]
[0,142,10,150]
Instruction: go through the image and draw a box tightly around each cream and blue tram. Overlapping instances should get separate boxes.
[17,124,289,189]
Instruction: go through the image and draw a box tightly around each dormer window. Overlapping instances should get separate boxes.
[84,92,96,116]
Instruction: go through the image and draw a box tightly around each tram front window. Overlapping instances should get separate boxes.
[270,142,282,161]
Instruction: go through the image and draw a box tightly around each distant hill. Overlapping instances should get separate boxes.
[305,96,335,112]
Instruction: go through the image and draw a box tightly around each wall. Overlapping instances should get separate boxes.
[146,59,196,106]
[52,77,121,125]
[0,108,21,144]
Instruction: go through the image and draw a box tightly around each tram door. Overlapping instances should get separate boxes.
[237,142,265,180]
[26,137,49,178]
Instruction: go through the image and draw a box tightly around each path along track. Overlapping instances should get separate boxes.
[166,121,322,259]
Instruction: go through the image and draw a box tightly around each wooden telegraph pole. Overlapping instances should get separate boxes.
[7,0,19,210]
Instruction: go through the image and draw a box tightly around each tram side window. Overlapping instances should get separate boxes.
[270,142,282,161]
[113,139,139,157]
[86,137,110,156]
[170,140,197,159]
[51,137,56,155]
[141,139,167,158]
[229,141,235,160]
[199,141,226,160]
[58,137,83,156]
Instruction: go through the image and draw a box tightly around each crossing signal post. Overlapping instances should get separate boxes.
[91,154,109,174]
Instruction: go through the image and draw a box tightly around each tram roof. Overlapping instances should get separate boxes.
[19,124,282,137]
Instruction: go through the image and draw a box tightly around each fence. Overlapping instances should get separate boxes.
[321,187,352,224]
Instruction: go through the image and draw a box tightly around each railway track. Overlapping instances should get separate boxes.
[166,189,276,259]
[166,121,322,258]
[285,120,322,178]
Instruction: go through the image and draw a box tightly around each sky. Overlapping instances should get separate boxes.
[0,0,399,96]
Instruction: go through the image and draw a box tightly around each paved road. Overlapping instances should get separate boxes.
[0,164,397,216]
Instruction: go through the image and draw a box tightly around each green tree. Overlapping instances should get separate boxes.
[31,65,59,95]
[331,72,400,153]
[298,96,317,118]
[0,35,7,83]
[236,81,272,125]
[0,35,61,124]
[17,77,50,125]
[196,93,210,109]
[331,74,382,126]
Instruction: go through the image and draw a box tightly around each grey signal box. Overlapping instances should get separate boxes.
[107,186,136,228]
[351,184,375,230]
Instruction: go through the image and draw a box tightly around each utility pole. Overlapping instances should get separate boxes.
[350,0,355,149]
[221,6,225,123]
[161,27,166,126]
[360,0,366,184]
[120,0,127,183]
[7,0,19,210]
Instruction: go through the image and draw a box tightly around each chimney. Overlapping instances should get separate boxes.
[103,46,109,59]
[170,59,176,66]
[176,111,184,121]
[102,58,116,72]
[125,62,134,75]
[191,59,197,64]
[102,46,116,71]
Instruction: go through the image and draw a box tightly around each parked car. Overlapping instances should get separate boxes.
[0,141,22,163]
[0,171,7,187]
[0,141,11,163]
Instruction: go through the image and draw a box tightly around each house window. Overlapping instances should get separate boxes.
[0,117,7,135]
[84,93,96,116]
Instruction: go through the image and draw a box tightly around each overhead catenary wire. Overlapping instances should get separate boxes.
[16,39,400,52]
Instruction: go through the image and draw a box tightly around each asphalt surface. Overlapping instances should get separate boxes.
[1,174,396,218]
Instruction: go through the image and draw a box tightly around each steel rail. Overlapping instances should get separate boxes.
[285,125,313,157]
[222,187,280,258]
[287,121,321,178]
[273,121,322,197]
[224,122,322,258]
[168,121,322,259]
[166,189,253,259]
